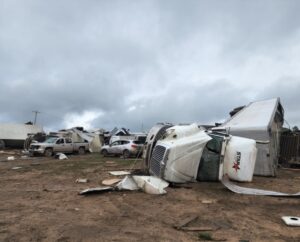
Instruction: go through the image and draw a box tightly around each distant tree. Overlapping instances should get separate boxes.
[292,126,299,132]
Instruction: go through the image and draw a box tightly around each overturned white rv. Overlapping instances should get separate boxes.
[0,123,43,149]
[213,98,284,176]
[145,123,257,183]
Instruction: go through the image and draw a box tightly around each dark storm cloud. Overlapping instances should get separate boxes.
[0,0,300,131]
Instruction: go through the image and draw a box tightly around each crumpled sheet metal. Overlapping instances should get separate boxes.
[80,175,169,196]
[222,175,300,197]
[79,186,114,195]
[132,176,169,195]
[116,176,139,191]
[117,175,169,194]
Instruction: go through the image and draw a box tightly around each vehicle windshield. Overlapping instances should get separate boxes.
[44,137,58,143]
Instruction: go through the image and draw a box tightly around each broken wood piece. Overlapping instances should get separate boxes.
[109,171,131,176]
[76,178,89,183]
[174,215,199,230]
[180,226,217,231]
[79,187,114,195]
[102,178,122,186]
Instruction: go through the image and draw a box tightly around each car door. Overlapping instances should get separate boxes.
[109,141,120,154]
[54,138,65,152]
[64,138,74,153]
[114,141,125,154]
[121,140,130,153]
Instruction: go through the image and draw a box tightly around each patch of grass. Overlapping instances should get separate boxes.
[198,232,213,241]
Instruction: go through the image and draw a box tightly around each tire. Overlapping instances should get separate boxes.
[78,147,85,155]
[101,149,108,157]
[123,150,130,159]
[44,148,53,157]
[0,140,5,149]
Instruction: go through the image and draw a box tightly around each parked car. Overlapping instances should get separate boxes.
[29,137,89,157]
[101,140,143,158]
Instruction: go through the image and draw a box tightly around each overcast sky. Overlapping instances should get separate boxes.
[1,0,300,132]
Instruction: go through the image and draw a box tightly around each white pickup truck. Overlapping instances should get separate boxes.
[144,123,257,183]
[29,137,89,157]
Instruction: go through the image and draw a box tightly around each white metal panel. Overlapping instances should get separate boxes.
[0,123,43,140]
[220,98,279,131]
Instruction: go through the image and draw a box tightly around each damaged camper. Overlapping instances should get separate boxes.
[144,123,257,183]
[0,123,43,149]
[213,97,284,176]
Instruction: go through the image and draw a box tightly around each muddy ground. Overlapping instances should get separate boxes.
[0,150,299,242]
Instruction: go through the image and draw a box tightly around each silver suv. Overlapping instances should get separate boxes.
[101,140,143,158]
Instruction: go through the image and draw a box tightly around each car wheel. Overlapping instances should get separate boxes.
[123,150,130,159]
[101,149,108,157]
[44,148,53,157]
[78,147,85,155]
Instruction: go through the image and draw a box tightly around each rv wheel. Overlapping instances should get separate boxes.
[0,140,5,149]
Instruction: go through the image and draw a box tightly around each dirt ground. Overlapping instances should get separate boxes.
[0,150,299,242]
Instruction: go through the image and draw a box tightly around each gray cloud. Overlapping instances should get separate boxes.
[0,0,300,132]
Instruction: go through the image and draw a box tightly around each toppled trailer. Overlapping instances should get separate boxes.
[144,123,257,183]
[213,97,284,176]
[0,123,43,149]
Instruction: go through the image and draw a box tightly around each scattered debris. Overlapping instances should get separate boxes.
[7,156,15,161]
[55,153,68,160]
[222,175,300,197]
[198,232,226,241]
[282,216,300,226]
[105,161,116,164]
[22,150,30,155]
[132,176,169,194]
[116,176,139,191]
[174,215,199,230]
[105,163,117,167]
[79,186,114,195]
[11,166,22,170]
[201,199,217,204]
[181,226,217,231]
[21,155,30,159]
[80,175,169,195]
[74,208,80,211]
[76,178,89,183]
[109,171,131,176]
[102,178,122,186]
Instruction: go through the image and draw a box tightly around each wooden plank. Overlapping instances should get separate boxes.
[174,215,198,230]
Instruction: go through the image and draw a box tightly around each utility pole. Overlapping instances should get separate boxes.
[32,110,41,125]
